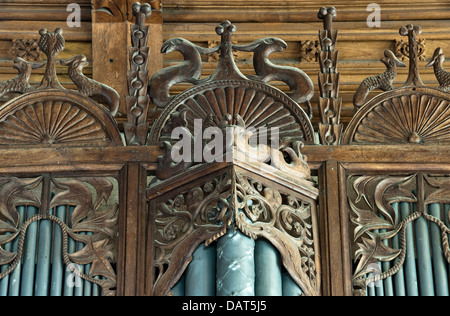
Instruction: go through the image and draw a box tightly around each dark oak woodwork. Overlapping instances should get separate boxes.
[0,2,449,297]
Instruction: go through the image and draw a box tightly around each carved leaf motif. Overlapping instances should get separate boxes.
[69,238,116,281]
[374,175,417,224]
[0,177,41,227]
[424,175,450,204]
[51,179,93,227]
[78,177,114,211]
[71,204,118,240]
[350,200,395,241]
[354,237,402,279]
[0,246,16,265]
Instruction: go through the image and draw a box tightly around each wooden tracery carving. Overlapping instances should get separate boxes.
[344,24,450,145]
[148,141,320,296]
[0,28,122,147]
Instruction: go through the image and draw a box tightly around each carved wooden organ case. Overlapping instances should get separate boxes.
[0,3,449,297]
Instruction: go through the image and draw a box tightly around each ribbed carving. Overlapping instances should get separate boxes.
[0,101,107,145]
[345,90,450,144]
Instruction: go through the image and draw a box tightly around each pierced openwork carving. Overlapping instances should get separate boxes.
[148,21,314,147]
[348,173,450,296]
[148,165,320,297]
[0,28,122,146]
[0,175,119,296]
[344,24,450,145]
[12,39,42,62]
[395,38,426,62]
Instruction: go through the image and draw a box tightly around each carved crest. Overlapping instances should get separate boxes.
[344,24,450,145]
[0,28,122,146]
[148,21,315,148]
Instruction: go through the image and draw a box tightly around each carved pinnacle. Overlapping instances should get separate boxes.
[132,2,152,30]
[37,28,65,90]
[318,7,337,31]
[211,21,246,80]
[400,24,425,87]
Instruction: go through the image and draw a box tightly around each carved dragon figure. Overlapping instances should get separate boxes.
[149,38,220,108]
[353,50,406,109]
[233,38,315,106]
[0,58,44,98]
[61,55,120,117]
[427,47,450,92]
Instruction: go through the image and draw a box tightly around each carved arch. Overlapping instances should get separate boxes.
[343,87,450,145]
[0,90,122,146]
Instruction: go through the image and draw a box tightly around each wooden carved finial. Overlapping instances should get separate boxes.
[125,2,153,146]
[318,7,337,31]
[37,28,65,90]
[132,2,152,30]
[317,7,343,145]
[211,21,246,80]
[400,24,425,87]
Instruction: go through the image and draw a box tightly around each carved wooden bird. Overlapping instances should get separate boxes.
[61,55,120,117]
[149,38,220,108]
[234,37,315,105]
[426,47,450,92]
[0,57,44,98]
[353,50,406,109]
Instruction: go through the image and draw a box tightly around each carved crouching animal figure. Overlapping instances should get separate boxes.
[234,38,315,106]
[61,55,120,117]
[149,38,220,108]
[0,58,44,98]
[353,50,406,110]
[427,47,450,92]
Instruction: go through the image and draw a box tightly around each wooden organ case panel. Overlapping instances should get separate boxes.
[0,1,449,297]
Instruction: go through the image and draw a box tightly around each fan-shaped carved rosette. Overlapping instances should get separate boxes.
[148,80,315,146]
[344,88,450,144]
[0,90,122,146]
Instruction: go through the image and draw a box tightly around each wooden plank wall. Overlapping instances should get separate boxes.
[1,0,450,127]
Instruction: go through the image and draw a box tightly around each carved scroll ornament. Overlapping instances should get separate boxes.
[148,165,320,297]
[0,176,119,296]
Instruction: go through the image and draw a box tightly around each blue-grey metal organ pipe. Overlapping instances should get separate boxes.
[173,228,305,296]
[216,228,256,296]
[255,239,282,296]
[185,243,216,296]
